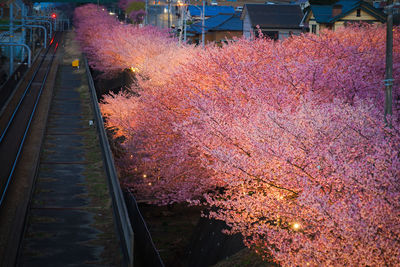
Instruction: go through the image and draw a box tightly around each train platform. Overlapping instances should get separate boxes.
[0,32,125,266]
[17,31,123,266]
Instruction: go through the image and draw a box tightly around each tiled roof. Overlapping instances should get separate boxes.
[244,4,303,29]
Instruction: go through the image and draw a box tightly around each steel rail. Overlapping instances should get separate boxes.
[0,34,59,207]
[0,35,55,144]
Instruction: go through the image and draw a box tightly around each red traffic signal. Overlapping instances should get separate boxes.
[51,13,57,19]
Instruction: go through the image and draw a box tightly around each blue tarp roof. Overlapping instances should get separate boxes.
[188,5,235,17]
[187,12,242,33]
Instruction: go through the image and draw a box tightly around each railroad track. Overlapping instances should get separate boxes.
[0,32,61,206]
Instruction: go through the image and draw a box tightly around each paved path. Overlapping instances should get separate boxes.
[18,32,123,266]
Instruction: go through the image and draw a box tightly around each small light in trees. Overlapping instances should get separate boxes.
[143,174,147,178]
[148,182,152,186]
[293,223,301,230]
[130,66,139,72]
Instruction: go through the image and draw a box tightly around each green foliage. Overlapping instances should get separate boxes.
[126,1,145,13]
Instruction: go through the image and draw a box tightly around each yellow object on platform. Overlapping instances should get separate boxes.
[72,59,79,68]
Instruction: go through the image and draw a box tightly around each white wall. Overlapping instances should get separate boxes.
[243,14,252,39]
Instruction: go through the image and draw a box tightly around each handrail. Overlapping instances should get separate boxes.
[0,24,48,48]
[0,42,31,67]
[84,56,134,267]
[25,16,56,33]
[21,25,47,48]
[15,19,52,38]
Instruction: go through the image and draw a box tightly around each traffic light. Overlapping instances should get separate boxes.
[51,13,57,19]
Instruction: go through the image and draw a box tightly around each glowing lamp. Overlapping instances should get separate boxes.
[51,13,56,19]
[130,67,139,72]
[293,223,301,230]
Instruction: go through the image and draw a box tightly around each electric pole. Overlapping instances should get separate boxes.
[384,0,394,127]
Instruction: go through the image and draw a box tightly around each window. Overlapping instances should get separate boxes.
[311,24,317,34]
[255,30,279,40]
[356,8,361,17]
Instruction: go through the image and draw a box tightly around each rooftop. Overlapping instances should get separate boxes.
[188,5,235,17]
[243,4,303,29]
[188,12,242,33]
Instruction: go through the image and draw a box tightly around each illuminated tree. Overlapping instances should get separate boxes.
[74,9,400,264]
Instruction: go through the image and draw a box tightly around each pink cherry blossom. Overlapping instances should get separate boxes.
[74,9,400,264]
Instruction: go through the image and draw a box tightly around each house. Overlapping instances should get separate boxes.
[241,4,304,40]
[187,11,243,44]
[301,0,386,34]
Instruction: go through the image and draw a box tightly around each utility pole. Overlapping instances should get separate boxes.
[168,0,171,29]
[178,3,184,45]
[22,4,26,63]
[183,1,187,43]
[202,0,205,48]
[145,0,148,25]
[183,5,188,43]
[9,3,14,77]
[384,0,394,127]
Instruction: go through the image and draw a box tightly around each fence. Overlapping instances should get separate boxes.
[85,56,134,267]
[85,56,164,267]
[124,190,165,267]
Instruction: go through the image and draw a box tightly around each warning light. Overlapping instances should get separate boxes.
[51,13,56,19]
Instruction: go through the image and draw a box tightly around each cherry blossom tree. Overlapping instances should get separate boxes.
[74,4,176,78]
[75,9,400,264]
[180,95,400,266]
[165,26,400,265]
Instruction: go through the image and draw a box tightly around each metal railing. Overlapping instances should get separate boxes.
[124,190,165,267]
[84,57,134,267]
[0,42,31,67]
